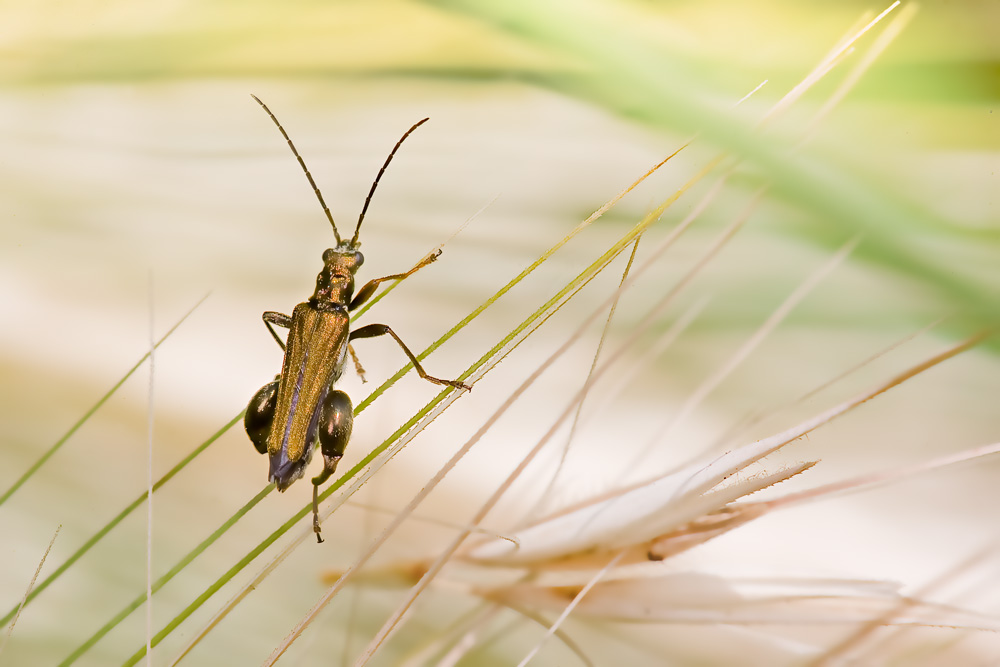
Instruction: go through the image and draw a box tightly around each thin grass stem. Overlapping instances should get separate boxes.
[0,412,239,630]
[0,295,209,507]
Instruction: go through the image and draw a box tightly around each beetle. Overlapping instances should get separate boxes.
[244,95,470,543]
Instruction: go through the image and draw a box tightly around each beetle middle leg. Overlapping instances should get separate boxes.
[310,388,354,543]
[349,323,470,391]
[348,344,367,383]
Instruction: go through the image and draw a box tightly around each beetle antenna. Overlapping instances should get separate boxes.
[351,117,429,247]
[251,94,342,245]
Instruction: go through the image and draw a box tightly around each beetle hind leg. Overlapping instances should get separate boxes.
[311,389,354,543]
[245,376,279,455]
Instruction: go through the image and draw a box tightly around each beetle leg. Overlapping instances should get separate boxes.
[311,389,354,543]
[263,311,292,351]
[349,323,471,391]
[244,376,279,455]
[348,344,367,383]
[349,249,442,311]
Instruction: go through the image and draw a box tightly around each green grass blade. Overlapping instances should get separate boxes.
[1,412,239,630]
[60,478,270,666]
[0,295,209,507]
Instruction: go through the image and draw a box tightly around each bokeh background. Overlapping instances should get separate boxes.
[2,0,998,664]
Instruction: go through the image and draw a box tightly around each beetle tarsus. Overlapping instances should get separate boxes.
[348,344,367,382]
[313,484,325,543]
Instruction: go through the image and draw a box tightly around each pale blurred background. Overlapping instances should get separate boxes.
[1,1,998,665]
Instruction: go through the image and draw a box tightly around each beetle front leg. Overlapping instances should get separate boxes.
[245,376,279,455]
[262,311,292,351]
[311,389,354,543]
[349,249,443,311]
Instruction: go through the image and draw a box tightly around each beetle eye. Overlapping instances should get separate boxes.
[322,248,336,262]
[354,252,364,268]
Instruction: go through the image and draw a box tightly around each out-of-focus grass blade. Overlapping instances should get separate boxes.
[0,295,208,507]
[417,0,1000,345]
[1,413,239,630]
[60,478,270,666]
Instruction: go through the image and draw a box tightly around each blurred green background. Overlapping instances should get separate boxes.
[2,0,998,664]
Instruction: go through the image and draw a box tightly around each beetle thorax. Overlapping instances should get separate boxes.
[311,246,363,306]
